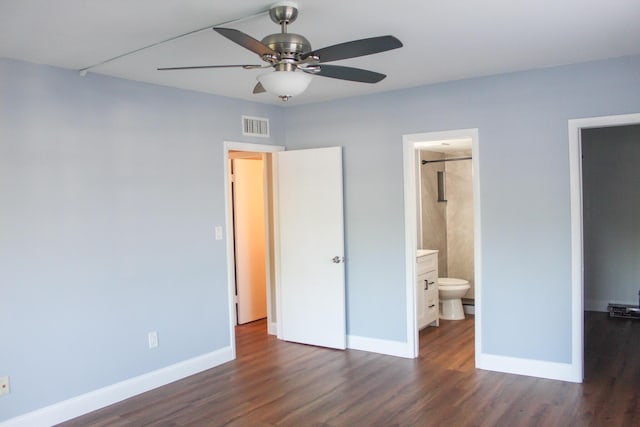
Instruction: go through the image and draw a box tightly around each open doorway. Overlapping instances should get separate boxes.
[224,142,347,356]
[229,152,268,325]
[569,114,640,382]
[402,129,481,359]
[224,142,284,358]
[582,124,640,383]
[581,124,640,313]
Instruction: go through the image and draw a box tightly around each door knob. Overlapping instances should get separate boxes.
[332,256,344,263]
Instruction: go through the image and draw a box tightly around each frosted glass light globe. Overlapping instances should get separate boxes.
[257,70,312,99]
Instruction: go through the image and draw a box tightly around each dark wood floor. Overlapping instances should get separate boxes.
[59,312,640,426]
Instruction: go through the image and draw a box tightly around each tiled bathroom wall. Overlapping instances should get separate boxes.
[420,150,475,299]
[420,150,448,276]
[444,152,475,299]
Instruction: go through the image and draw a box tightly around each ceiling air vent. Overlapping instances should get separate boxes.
[242,116,270,137]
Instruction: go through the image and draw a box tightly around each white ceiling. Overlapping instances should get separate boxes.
[1,0,639,106]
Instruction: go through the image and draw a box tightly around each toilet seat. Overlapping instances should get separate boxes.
[438,277,469,286]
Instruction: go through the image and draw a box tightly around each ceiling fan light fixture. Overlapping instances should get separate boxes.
[257,70,312,101]
[158,3,402,100]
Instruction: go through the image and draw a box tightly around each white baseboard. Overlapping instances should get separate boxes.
[347,335,413,358]
[476,352,581,383]
[463,305,475,315]
[2,346,234,427]
[267,322,277,336]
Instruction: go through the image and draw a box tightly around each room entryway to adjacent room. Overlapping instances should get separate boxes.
[402,128,481,359]
[229,152,268,326]
[569,112,640,382]
[223,141,347,356]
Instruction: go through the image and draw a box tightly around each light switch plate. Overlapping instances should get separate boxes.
[148,331,158,349]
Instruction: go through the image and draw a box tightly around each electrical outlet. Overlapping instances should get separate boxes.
[215,226,223,240]
[148,331,158,349]
[0,376,9,396]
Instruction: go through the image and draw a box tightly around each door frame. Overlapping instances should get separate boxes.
[224,141,284,358]
[568,112,640,383]
[402,128,481,358]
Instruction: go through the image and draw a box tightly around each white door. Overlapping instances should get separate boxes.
[233,158,267,324]
[275,147,346,349]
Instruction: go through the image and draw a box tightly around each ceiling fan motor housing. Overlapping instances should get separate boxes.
[261,33,311,61]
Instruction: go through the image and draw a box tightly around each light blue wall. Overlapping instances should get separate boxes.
[2,54,640,422]
[0,58,283,421]
[283,55,640,361]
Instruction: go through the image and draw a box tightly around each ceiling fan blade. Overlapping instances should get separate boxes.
[157,64,264,71]
[305,64,386,83]
[214,27,278,58]
[302,35,402,63]
[253,82,266,94]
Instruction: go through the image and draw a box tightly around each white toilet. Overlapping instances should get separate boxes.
[438,277,470,320]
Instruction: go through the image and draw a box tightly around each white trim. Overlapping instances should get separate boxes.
[416,155,424,249]
[223,141,284,358]
[262,153,274,336]
[268,321,277,335]
[1,347,233,427]
[402,138,419,357]
[476,352,579,383]
[347,335,413,358]
[568,112,640,384]
[271,152,284,339]
[402,129,481,360]
[471,132,482,367]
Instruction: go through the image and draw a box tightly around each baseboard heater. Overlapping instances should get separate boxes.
[608,290,640,319]
[608,304,640,319]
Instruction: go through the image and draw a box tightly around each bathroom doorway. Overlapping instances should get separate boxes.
[418,140,475,309]
[402,129,481,360]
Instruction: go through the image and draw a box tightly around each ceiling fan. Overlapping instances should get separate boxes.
[157,1,403,101]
